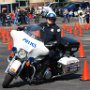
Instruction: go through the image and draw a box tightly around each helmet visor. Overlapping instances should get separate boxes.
[46,17,56,22]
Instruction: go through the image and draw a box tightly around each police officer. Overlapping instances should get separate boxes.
[33,13,61,83]
[39,12,62,62]
[39,12,61,44]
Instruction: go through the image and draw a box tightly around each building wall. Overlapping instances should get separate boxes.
[0,0,4,3]
[0,0,16,3]
[30,0,55,7]
[30,0,55,3]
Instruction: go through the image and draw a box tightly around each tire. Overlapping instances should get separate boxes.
[2,74,14,88]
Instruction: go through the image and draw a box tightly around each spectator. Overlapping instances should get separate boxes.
[63,9,70,23]
[69,10,73,18]
[74,11,78,17]
[14,8,20,25]
[0,13,2,26]
[69,10,74,21]
[82,9,86,23]
[34,7,40,23]
[86,6,90,12]
[5,12,11,26]
[11,11,15,24]
[25,9,30,24]
[78,12,85,25]
[2,12,6,26]
[26,7,30,13]
[85,10,90,23]
[27,13,33,24]
[78,7,85,24]
[30,6,35,15]
[78,7,83,15]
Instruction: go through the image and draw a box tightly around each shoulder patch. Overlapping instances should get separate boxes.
[57,29,61,32]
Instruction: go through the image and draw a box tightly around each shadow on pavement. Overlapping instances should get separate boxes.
[33,74,81,85]
[7,74,81,88]
[53,74,81,80]
[8,80,28,88]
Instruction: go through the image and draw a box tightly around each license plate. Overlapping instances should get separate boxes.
[71,48,77,51]
[69,65,78,72]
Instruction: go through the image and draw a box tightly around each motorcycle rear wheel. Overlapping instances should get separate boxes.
[2,74,14,88]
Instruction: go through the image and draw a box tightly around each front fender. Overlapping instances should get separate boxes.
[5,60,21,75]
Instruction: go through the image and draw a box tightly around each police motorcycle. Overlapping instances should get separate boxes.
[2,24,80,88]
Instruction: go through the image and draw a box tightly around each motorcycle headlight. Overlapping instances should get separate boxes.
[18,49,27,59]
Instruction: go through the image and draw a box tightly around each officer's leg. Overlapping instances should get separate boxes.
[35,50,55,81]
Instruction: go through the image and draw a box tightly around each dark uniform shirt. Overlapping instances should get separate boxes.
[39,22,61,44]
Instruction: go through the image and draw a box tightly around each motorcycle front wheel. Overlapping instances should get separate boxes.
[2,74,14,88]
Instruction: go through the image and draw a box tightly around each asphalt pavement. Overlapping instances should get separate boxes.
[0,17,90,90]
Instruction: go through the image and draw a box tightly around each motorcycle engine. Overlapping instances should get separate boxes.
[43,68,52,80]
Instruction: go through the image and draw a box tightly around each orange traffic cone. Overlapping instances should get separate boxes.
[84,23,89,30]
[61,29,64,37]
[78,39,85,58]
[77,23,83,37]
[0,27,2,38]
[6,31,11,41]
[2,30,6,43]
[2,35,6,43]
[81,60,90,81]
[62,23,67,31]
[79,27,83,37]
[68,26,72,34]
[73,22,78,36]
[0,30,1,39]
[7,41,13,50]
[74,26,78,36]
[0,28,3,38]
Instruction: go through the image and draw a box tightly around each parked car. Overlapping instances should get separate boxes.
[41,5,58,18]
[58,1,90,16]
[41,2,67,16]
[41,6,54,18]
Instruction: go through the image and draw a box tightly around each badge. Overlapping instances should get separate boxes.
[57,29,61,32]
[42,26,45,31]
[51,29,54,32]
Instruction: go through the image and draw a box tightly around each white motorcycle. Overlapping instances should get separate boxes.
[2,25,80,88]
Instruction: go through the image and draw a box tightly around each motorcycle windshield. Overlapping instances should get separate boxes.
[24,24,42,41]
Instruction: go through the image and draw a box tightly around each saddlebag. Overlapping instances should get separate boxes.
[57,56,80,74]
